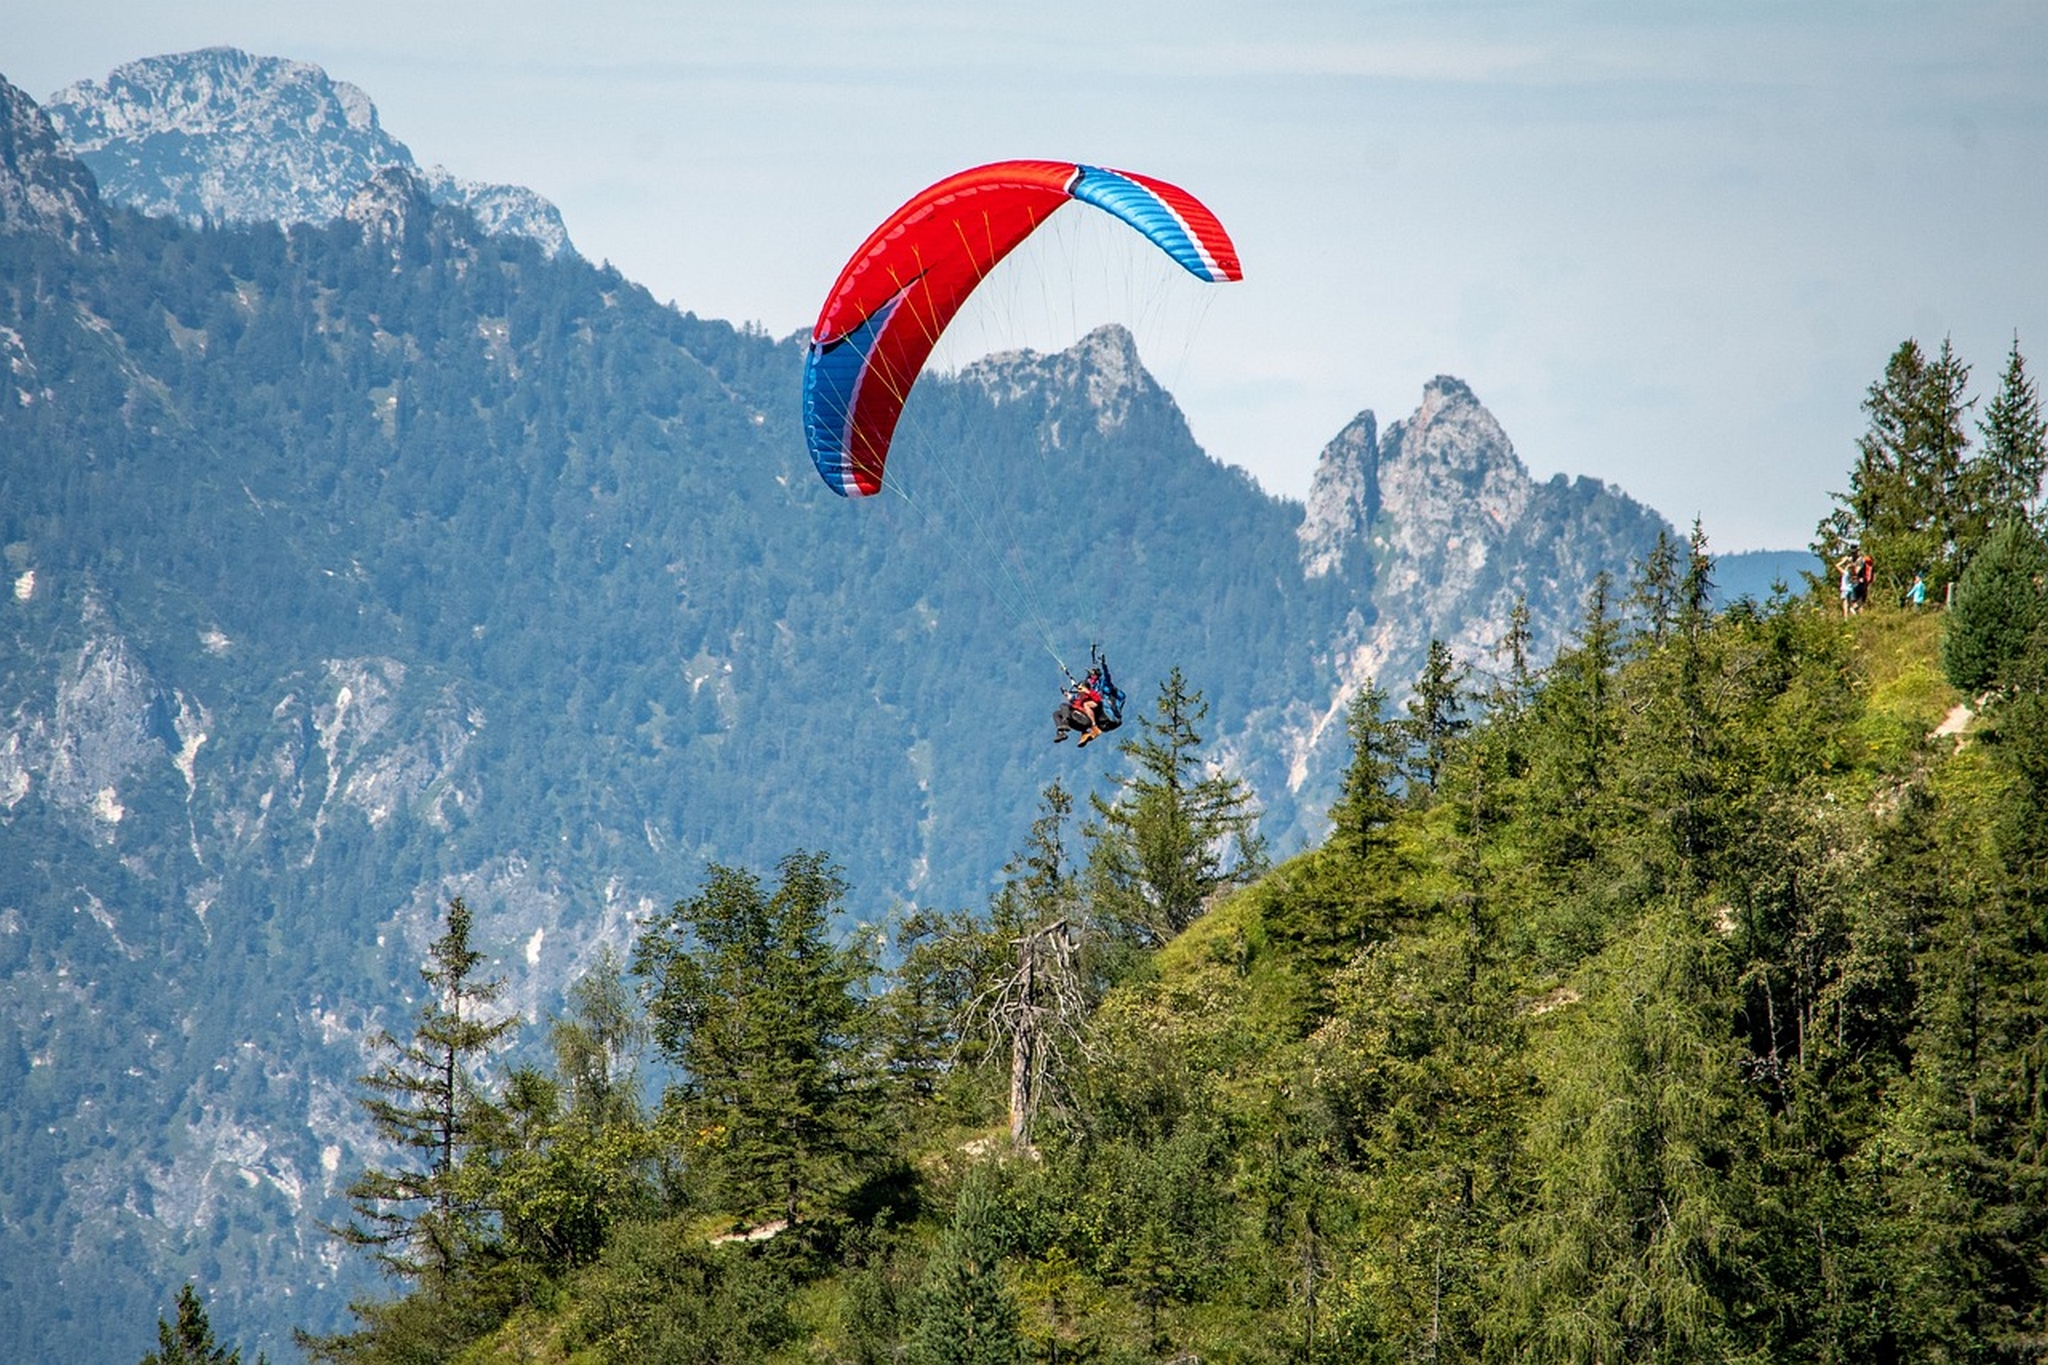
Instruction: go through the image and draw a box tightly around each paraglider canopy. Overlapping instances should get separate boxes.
[801,160,1243,498]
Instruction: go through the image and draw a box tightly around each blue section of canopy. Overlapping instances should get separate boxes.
[801,297,896,498]
[1068,165,1219,283]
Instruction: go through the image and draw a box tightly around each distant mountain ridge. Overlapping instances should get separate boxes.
[0,63,1674,1362]
[44,47,574,256]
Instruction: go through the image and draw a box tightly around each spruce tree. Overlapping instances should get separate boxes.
[1329,676,1404,860]
[1628,528,1682,646]
[1976,334,2047,525]
[1085,667,1264,943]
[1489,908,1751,1361]
[906,1170,1023,1365]
[1872,878,2048,1360]
[879,905,997,1112]
[1940,518,2048,694]
[634,852,870,1226]
[1403,638,1471,800]
[336,897,519,1281]
[1495,592,1536,710]
[141,1285,245,1365]
[1818,337,1978,596]
[1918,337,1979,575]
[1822,338,1927,565]
[1680,517,1716,621]
[1264,677,1411,981]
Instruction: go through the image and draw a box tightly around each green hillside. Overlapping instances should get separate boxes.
[251,553,2048,1364]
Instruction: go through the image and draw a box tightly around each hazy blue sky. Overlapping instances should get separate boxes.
[7,1,2045,550]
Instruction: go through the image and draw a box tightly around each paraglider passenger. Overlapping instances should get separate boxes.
[1074,670,1105,747]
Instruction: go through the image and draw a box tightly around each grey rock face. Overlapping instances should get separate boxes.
[0,74,107,250]
[1297,411,1378,580]
[343,164,437,252]
[45,48,574,256]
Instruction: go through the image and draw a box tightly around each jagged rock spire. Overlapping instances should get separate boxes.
[1298,411,1380,580]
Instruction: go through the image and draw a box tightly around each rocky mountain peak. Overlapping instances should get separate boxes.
[47,49,404,227]
[1288,374,1667,760]
[45,47,573,257]
[960,323,1167,437]
[50,48,383,149]
[1376,375,1532,552]
[0,74,107,251]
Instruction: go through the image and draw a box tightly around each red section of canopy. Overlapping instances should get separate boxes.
[811,160,1077,349]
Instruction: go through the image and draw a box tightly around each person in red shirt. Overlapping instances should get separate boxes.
[1072,669,1105,746]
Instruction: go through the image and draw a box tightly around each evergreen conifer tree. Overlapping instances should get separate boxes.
[879,905,997,1112]
[1329,677,1404,860]
[1085,667,1264,943]
[1818,337,1978,595]
[1871,867,2048,1359]
[1976,335,2047,524]
[1495,592,1536,710]
[1519,572,1622,871]
[140,1285,246,1365]
[1940,518,2048,694]
[336,897,519,1281]
[1262,676,1412,980]
[634,852,870,1226]
[1918,337,1979,574]
[1403,639,1471,800]
[1821,339,1927,562]
[1680,518,1716,622]
[906,1171,1023,1365]
[1490,907,1751,1361]
[1628,528,1682,646]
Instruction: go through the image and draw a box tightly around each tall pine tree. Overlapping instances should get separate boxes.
[1085,667,1265,944]
[1976,334,2047,526]
[906,1169,1025,1365]
[1940,517,2048,693]
[635,852,871,1227]
[335,897,519,1282]
[140,1285,249,1365]
[1819,336,1979,596]
[1404,638,1472,801]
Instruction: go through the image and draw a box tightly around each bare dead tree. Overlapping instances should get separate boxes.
[968,916,1089,1150]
